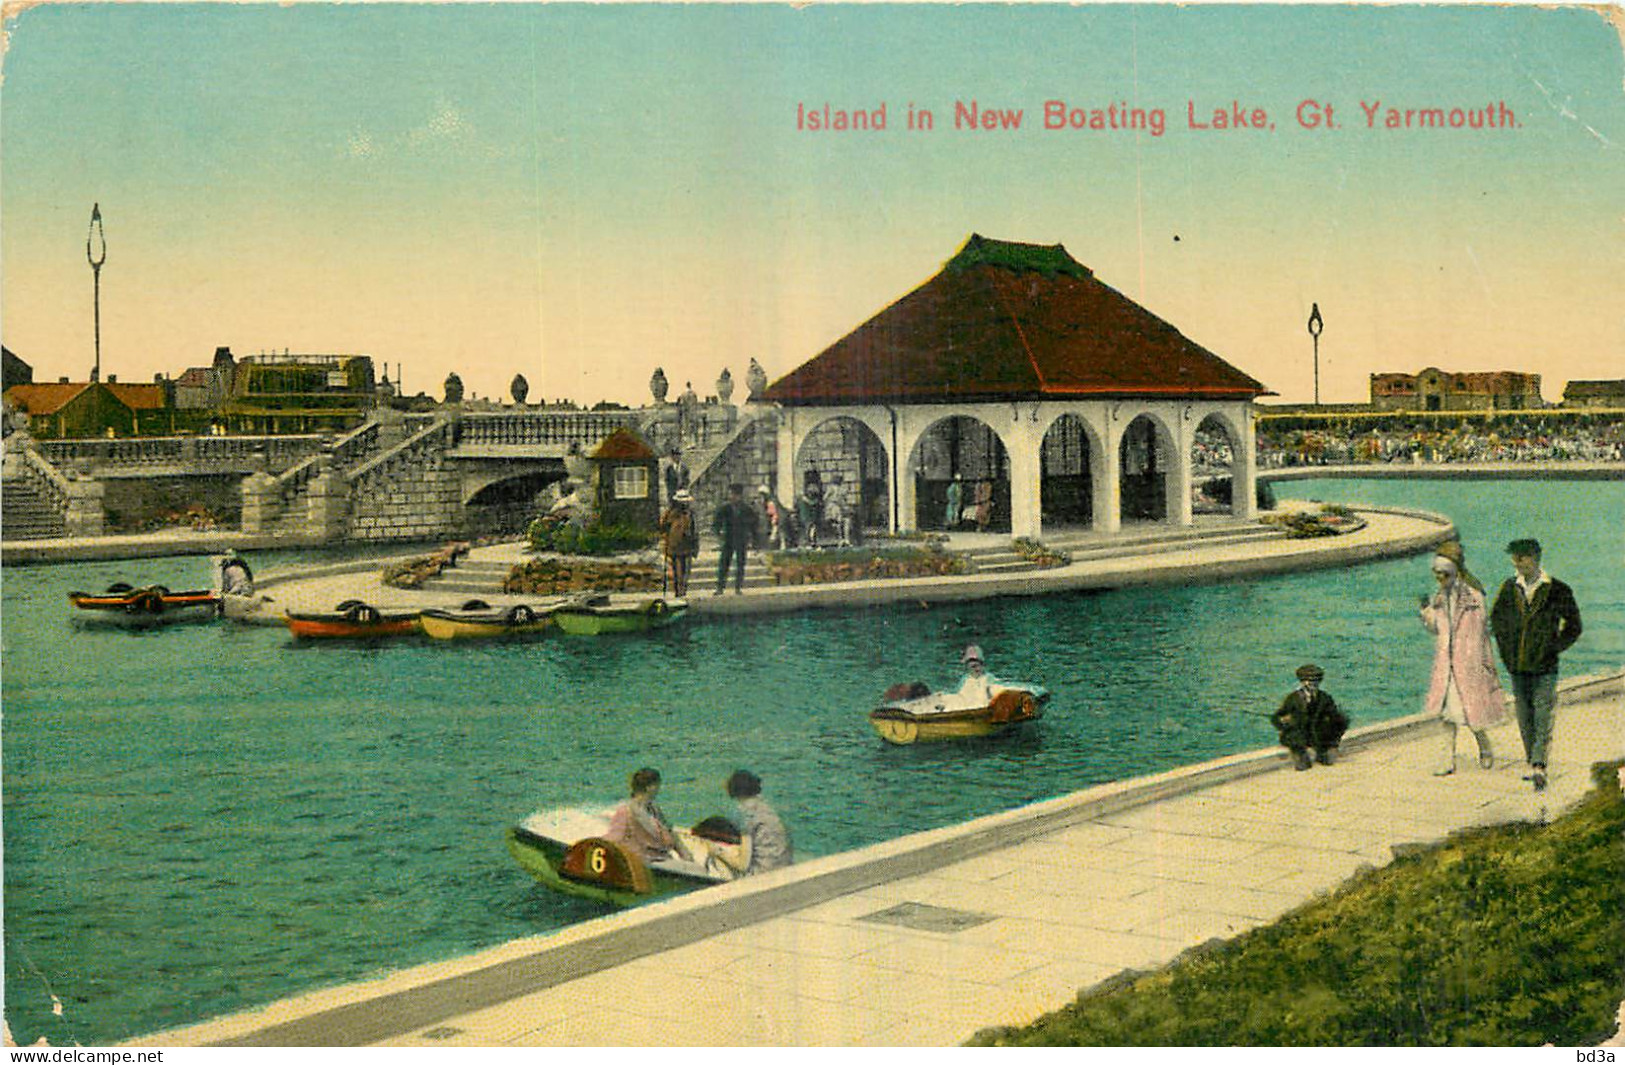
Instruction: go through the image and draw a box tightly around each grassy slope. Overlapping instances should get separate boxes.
[972,760,1624,1047]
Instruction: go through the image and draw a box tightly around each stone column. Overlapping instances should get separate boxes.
[1006,415,1043,541]
[239,471,281,534]
[1094,418,1122,534]
[65,477,106,538]
[304,461,350,542]
[1167,412,1194,527]
[1234,406,1259,521]
[775,410,797,505]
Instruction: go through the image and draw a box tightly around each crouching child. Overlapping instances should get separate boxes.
[1271,663,1349,771]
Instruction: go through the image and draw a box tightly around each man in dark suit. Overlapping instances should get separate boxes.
[1489,538,1582,792]
[1271,663,1349,771]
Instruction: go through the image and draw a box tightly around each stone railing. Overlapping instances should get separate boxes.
[273,420,383,507]
[17,445,72,517]
[453,411,643,450]
[346,417,457,487]
[37,434,325,472]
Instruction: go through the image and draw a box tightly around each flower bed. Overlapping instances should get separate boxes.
[380,541,471,588]
[1012,537,1071,568]
[765,545,968,585]
[504,557,662,595]
[1260,506,1367,539]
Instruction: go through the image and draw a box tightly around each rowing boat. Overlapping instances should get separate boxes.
[419,601,556,640]
[284,600,421,640]
[869,682,1050,744]
[506,807,738,907]
[69,584,221,627]
[551,595,687,636]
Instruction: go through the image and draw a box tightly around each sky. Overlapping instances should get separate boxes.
[2,3,1622,407]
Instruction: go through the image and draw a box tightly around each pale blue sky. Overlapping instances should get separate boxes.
[3,3,1621,404]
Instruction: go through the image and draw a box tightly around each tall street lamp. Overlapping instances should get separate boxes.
[1307,302,1324,407]
[87,203,107,382]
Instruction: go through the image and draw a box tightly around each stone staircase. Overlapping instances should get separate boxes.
[1,474,68,541]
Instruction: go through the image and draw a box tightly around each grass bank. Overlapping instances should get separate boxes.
[972,760,1624,1047]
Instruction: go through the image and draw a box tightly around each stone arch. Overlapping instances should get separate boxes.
[1191,411,1244,516]
[1118,412,1177,523]
[791,415,891,545]
[908,414,1011,533]
[1040,412,1103,530]
[463,467,566,537]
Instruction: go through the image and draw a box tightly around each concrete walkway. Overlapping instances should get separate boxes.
[134,673,1624,1047]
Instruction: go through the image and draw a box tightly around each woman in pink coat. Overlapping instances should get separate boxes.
[1420,554,1507,775]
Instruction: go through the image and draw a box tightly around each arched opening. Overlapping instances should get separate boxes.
[1191,414,1241,516]
[1041,413,1094,530]
[792,416,890,547]
[910,416,1010,533]
[1119,414,1172,523]
[465,469,567,537]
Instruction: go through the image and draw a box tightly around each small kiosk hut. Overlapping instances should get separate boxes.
[589,427,659,530]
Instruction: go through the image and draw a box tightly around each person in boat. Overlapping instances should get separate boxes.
[658,490,699,598]
[713,770,792,876]
[604,767,692,864]
[218,550,255,597]
[955,644,1002,705]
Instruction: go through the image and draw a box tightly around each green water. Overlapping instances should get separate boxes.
[2,479,1619,1045]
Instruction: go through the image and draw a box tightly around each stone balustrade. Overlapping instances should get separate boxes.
[454,411,644,449]
[38,434,326,472]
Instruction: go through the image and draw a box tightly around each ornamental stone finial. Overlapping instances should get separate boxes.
[716,368,734,405]
[650,367,669,404]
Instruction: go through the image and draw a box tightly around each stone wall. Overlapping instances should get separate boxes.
[690,409,781,526]
[346,428,465,542]
[102,474,242,531]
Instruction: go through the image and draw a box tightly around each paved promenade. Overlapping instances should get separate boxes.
[135,673,1624,1047]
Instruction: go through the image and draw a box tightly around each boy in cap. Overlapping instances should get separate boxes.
[1271,664,1349,771]
[1488,538,1582,792]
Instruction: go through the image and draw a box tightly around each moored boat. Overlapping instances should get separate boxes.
[69,583,222,627]
[506,807,739,907]
[551,594,687,636]
[419,601,556,640]
[284,600,422,640]
[869,682,1050,744]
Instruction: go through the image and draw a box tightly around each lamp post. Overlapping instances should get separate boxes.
[1307,302,1324,407]
[86,204,107,382]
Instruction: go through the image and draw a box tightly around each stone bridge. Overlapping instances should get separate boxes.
[2,401,769,543]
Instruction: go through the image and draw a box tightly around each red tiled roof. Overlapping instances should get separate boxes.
[176,367,215,387]
[765,235,1269,406]
[105,383,168,410]
[590,427,656,460]
[3,382,91,415]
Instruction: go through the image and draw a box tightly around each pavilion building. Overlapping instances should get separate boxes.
[762,235,1271,540]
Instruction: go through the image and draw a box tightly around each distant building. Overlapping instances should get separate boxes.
[2,346,33,391]
[3,378,171,438]
[1369,368,1541,412]
[174,347,238,410]
[1561,380,1625,409]
[221,351,376,434]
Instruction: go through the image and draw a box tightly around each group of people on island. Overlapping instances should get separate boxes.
[1272,536,1582,792]
[655,463,865,599]
[603,766,791,879]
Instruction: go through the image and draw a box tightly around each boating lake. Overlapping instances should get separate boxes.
[3,477,1621,1045]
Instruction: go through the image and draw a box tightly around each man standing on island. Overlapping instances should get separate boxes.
[712,483,758,596]
[1489,538,1582,793]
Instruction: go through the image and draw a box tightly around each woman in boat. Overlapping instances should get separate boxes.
[713,770,792,876]
[604,768,692,863]
[955,644,1001,704]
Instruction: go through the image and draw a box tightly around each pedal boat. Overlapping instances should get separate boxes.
[869,682,1050,745]
[284,599,422,640]
[69,584,222,626]
[506,807,738,907]
[551,594,687,636]
[419,600,557,640]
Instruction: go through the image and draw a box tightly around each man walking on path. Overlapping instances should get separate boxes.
[712,483,758,596]
[1489,538,1582,792]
